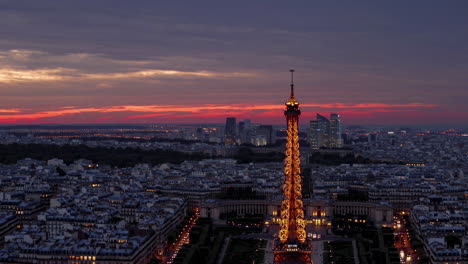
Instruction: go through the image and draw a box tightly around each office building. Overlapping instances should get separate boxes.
[258,125,274,145]
[224,117,237,145]
[329,113,343,148]
[238,119,252,144]
[308,113,343,149]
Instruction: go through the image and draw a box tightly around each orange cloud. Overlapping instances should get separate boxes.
[0,68,72,83]
[83,70,254,80]
[0,49,257,84]
[0,67,255,84]
[0,108,24,113]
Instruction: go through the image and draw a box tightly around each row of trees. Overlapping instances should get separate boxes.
[0,143,208,168]
[234,147,284,163]
[309,153,404,166]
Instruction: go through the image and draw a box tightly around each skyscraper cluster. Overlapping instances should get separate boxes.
[223,117,274,146]
[308,113,343,149]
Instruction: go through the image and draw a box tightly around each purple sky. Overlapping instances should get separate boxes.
[0,1,467,125]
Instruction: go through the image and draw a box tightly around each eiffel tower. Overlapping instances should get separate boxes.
[273,70,312,264]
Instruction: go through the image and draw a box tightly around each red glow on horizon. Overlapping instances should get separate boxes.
[0,102,460,125]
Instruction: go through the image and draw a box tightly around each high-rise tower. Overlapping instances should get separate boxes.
[307,113,342,149]
[316,114,330,148]
[308,120,320,150]
[329,113,342,148]
[274,70,312,264]
[224,117,237,145]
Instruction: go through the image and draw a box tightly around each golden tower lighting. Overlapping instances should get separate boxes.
[274,70,312,264]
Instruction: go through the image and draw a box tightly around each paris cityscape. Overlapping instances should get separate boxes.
[1,1,468,264]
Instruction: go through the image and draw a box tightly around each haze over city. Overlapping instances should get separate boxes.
[1,1,467,126]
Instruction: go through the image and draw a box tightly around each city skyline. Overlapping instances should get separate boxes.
[1,1,468,125]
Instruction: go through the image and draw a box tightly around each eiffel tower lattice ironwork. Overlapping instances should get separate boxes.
[273,70,312,264]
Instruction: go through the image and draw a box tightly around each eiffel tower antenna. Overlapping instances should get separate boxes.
[290,69,295,98]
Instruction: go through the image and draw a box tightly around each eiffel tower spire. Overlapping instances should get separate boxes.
[290,69,295,99]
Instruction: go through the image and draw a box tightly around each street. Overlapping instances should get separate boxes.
[394,213,418,264]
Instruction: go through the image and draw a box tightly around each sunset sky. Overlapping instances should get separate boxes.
[1,1,467,125]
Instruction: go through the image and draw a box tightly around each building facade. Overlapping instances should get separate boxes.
[329,113,342,148]
[308,113,342,149]
[224,117,237,145]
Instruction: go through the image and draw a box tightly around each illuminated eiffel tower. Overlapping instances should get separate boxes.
[273,70,312,264]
